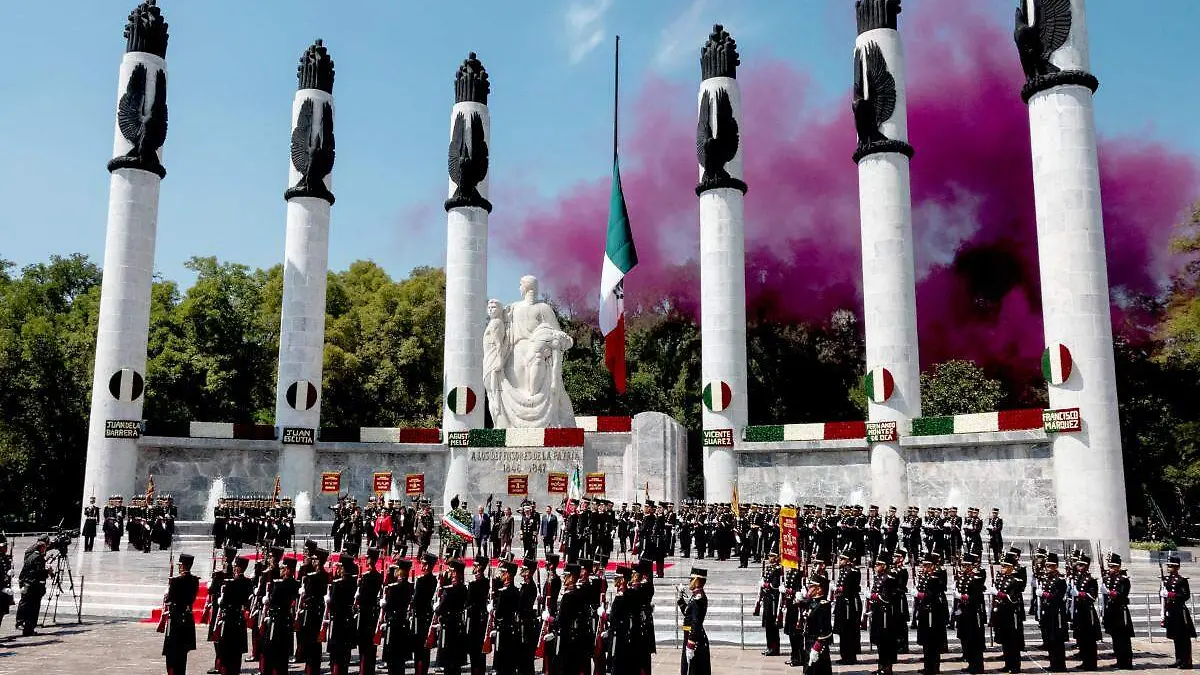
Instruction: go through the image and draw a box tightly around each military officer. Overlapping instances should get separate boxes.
[1038,553,1069,673]
[358,548,385,675]
[867,555,900,675]
[914,553,948,675]
[802,573,834,675]
[1162,555,1195,669]
[1101,553,1134,669]
[1070,553,1101,670]
[955,553,987,675]
[679,567,710,675]
[759,552,783,656]
[380,561,414,675]
[261,557,300,675]
[991,552,1026,674]
[832,549,862,665]
[326,556,359,675]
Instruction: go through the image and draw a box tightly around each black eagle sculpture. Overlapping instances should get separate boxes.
[445,111,492,212]
[853,42,896,148]
[1015,0,1072,82]
[287,98,335,204]
[696,88,745,195]
[108,63,167,178]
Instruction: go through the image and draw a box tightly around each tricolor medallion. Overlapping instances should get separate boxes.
[108,368,145,402]
[447,386,477,415]
[286,380,318,411]
[1041,344,1073,385]
[703,381,732,412]
[863,367,894,404]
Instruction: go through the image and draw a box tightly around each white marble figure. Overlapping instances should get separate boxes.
[482,275,576,428]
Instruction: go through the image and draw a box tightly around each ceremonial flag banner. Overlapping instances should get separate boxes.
[548,472,568,493]
[373,472,393,494]
[320,472,341,493]
[405,473,425,495]
[779,506,799,569]
[585,472,606,495]
[508,474,529,496]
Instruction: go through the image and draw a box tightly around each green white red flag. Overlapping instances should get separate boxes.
[600,158,637,393]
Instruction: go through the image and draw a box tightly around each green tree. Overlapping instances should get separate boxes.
[919,360,1007,416]
[1160,202,1200,368]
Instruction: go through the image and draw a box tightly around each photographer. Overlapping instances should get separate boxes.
[15,535,51,636]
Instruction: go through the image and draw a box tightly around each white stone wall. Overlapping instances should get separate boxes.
[1027,2,1128,553]
[697,75,748,504]
[855,27,919,509]
[275,88,335,511]
[82,49,167,506]
[442,100,490,433]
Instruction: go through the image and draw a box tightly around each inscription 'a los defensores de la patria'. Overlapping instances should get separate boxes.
[469,448,583,474]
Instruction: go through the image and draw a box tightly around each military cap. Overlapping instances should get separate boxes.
[545,553,560,567]
[636,558,654,575]
[1168,556,1181,566]
[423,553,438,567]
[315,548,330,563]
[281,557,297,571]
[235,556,251,569]
[690,567,707,579]
[579,558,594,570]
[564,563,581,576]
[616,565,633,581]
[178,553,195,569]
[962,553,979,565]
[523,558,538,572]
[1045,552,1059,565]
[1106,553,1122,567]
[396,559,412,571]
[270,546,285,559]
[304,538,319,553]
[449,559,465,574]
[645,500,655,507]
[1076,553,1091,566]
[473,555,489,568]
[223,546,238,560]
[598,555,609,569]
[1002,553,1019,567]
[991,507,1000,513]
[367,547,381,560]
[921,553,938,565]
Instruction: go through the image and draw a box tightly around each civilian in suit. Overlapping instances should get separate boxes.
[541,506,559,559]
[472,507,492,558]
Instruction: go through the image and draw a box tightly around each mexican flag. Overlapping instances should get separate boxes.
[599,158,638,393]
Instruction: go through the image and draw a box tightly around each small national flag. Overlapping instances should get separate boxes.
[864,367,895,404]
[570,466,584,501]
[446,387,477,415]
[600,158,638,394]
[703,381,732,412]
[1042,345,1073,385]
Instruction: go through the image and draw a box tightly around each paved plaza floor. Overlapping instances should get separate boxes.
[0,618,1197,675]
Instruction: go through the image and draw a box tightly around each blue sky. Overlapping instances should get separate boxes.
[3,0,1199,295]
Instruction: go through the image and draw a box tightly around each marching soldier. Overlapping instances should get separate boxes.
[412,553,439,675]
[802,573,834,675]
[358,548,385,675]
[991,552,1026,674]
[520,559,541,675]
[327,556,359,675]
[214,555,254,675]
[298,547,331,675]
[986,508,1004,564]
[955,553,987,675]
[1162,555,1195,669]
[634,558,658,674]
[436,559,469,675]
[962,507,983,560]
[466,556,490,675]
[1038,553,1069,673]
[832,549,862,665]
[679,567,710,675]
[891,549,910,654]
[493,560,523,675]
[759,552,783,656]
[865,505,882,563]
[866,555,899,675]
[882,506,899,557]
[204,547,237,674]
[380,561,413,675]
[163,553,201,675]
[1070,553,1101,670]
[781,563,805,667]
[82,496,100,552]
[104,495,126,551]
[608,566,636,674]
[556,563,592,675]
[914,553,948,675]
[1101,553,1134,669]
[261,557,300,675]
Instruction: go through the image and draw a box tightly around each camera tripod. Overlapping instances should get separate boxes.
[40,550,82,626]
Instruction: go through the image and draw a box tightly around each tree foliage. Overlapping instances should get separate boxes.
[919,359,1006,417]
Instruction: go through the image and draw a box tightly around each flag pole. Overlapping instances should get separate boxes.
[613,35,619,164]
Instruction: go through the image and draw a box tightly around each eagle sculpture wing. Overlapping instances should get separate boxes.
[864,42,896,128]
[117,63,148,146]
[321,101,335,153]
[448,111,466,187]
[310,100,335,179]
[1037,0,1072,60]
[712,88,739,166]
[142,68,168,154]
[696,89,713,167]
[291,98,314,175]
[469,112,488,184]
[853,48,865,102]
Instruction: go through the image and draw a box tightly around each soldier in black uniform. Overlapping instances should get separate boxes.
[326,556,359,675]
[163,553,201,675]
[678,507,694,559]
[865,505,882,564]
[358,548,385,675]
[891,549,910,654]
[261,557,300,675]
[759,552,783,655]
[802,572,834,675]
[633,558,657,674]
[832,549,862,664]
[962,508,983,560]
[412,553,439,675]
[216,556,254,675]
[608,565,636,674]
[466,556,490,675]
[914,553,948,675]
[436,559,469,675]
[882,506,899,557]
[678,567,710,675]
[521,505,538,560]
[299,547,331,675]
[519,559,541,675]
[1162,555,1195,669]
[955,553,987,674]
[780,563,804,667]
[986,508,1004,564]
[1101,553,1134,669]
[492,560,522,675]
[867,555,900,675]
[81,496,100,552]
[1070,553,1101,670]
[1038,553,1069,673]
[380,561,413,675]
[556,563,591,675]
[991,552,1026,674]
[103,495,126,551]
[203,547,236,674]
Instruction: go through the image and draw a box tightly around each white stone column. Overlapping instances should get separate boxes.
[81,0,169,508]
[853,2,918,510]
[696,26,748,504]
[441,53,492,511]
[1019,0,1129,554]
[275,41,336,517]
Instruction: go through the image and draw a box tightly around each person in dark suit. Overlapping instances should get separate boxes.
[162,553,201,675]
[541,506,559,559]
[473,507,492,558]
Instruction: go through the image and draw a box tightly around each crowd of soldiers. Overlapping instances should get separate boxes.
[86,494,178,553]
[326,496,436,561]
[211,497,299,550]
[160,540,712,675]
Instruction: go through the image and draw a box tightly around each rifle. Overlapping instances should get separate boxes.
[156,552,175,633]
[535,573,554,658]
[1159,561,1167,628]
[480,583,496,653]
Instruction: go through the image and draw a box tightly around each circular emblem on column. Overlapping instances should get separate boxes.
[1042,344,1074,385]
[703,381,732,412]
[286,381,319,411]
[108,368,144,402]
[863,367,895,404]
[447,387,477,415]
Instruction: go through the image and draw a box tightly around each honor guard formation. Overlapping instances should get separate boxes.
[94,493,180,553]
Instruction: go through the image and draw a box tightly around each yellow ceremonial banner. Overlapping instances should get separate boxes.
[780,506,799,569]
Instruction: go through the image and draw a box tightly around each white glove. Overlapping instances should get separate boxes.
[597,606,605,618]
[809,649,821,664]
[542,610,551,621]
[685,646,695,663]
[488,602,495,612]
[1160,588,1169,599]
